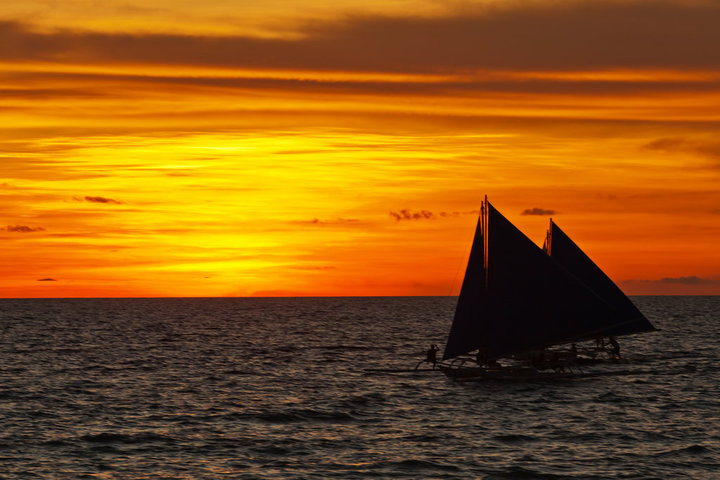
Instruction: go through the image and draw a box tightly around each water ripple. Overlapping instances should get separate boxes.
[0,296,718,478]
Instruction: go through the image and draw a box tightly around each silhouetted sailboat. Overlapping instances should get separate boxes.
[440,196,655,380]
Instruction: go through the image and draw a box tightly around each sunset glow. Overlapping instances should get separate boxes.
[2,0,720,297]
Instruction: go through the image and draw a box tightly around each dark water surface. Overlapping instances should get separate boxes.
[1,296,718,479]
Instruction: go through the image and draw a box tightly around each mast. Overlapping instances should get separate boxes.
[544,218,553,253]
[483,195,488,287]
[442,200,488,360]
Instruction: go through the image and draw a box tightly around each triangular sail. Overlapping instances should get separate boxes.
[482,203,625,359]
[442,202,487,360]
[443,199,640,361]
[546,220,655,336]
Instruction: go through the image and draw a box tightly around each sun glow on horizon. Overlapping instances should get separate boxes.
[2,1,720,297]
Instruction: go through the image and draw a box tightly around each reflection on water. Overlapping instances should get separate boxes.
[0,296,718,478]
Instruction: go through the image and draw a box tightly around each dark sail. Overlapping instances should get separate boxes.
[443,199,640,361]
[442,203,487,360]
[482,202,625,359]
[546,220,655,336]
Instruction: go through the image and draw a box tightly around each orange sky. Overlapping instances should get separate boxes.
[2,0,720,297]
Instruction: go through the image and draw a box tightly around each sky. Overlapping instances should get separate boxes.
[2,0,720,297]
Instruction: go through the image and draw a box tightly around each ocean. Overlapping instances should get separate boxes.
[0,296,718,479]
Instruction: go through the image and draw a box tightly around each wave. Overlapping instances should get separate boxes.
[80,432,176,445]
[222,368,258,375]
[372,459,462,472]
[654,444,714,457]
[3,296,718,479]
[484,466,565,479]
[335,392,387,409]
[311,344,376,351]
[249,444,295,456]
[595,391,634,403]
[492,434,540,444]
[252,408,357,424]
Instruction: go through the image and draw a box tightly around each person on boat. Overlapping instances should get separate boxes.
[476,348,487,365]
[608,336,621,359]
[593,337,607,359]
[550,351,565,373]
[415,344,439,370]
[476,348,500,367]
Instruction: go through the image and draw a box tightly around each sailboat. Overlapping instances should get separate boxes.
[439,196,655,380]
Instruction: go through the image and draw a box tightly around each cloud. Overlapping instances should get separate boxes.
[3,225,46,232]
[659,276,717,285]
[9,69,720,104]
[37,278,57,282]
[622,275,720,285]
[644,137,720,166]
[294,217,360,225]
[3,2,720,72]
[0,86,111,100]
[78,196,123,204]
[390,209,434,221]
[0,157,103,182]
[439,210,480,218]
[521,207,556,216]
[389,209,479,221]
[292,265,337,271]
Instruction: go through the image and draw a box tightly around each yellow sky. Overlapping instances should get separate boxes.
[2,0,720,297]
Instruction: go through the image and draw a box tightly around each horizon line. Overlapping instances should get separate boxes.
[1,294,717,300]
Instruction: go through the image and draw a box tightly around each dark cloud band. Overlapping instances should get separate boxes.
[3,2,720,72]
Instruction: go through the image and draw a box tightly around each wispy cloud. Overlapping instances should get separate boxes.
[3,225,46,232]
[77,196,123,204]
[521,207,555,216]
[658,276,718,285]
[37,278,57,282]
[623,275,720,285]
[389,209,434,222]
[644,137,720,166]
[7,69,720,108]
[293,218,360,225]
[389,209,478,221]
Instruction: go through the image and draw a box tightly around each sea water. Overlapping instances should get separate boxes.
[0,296,718,479]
